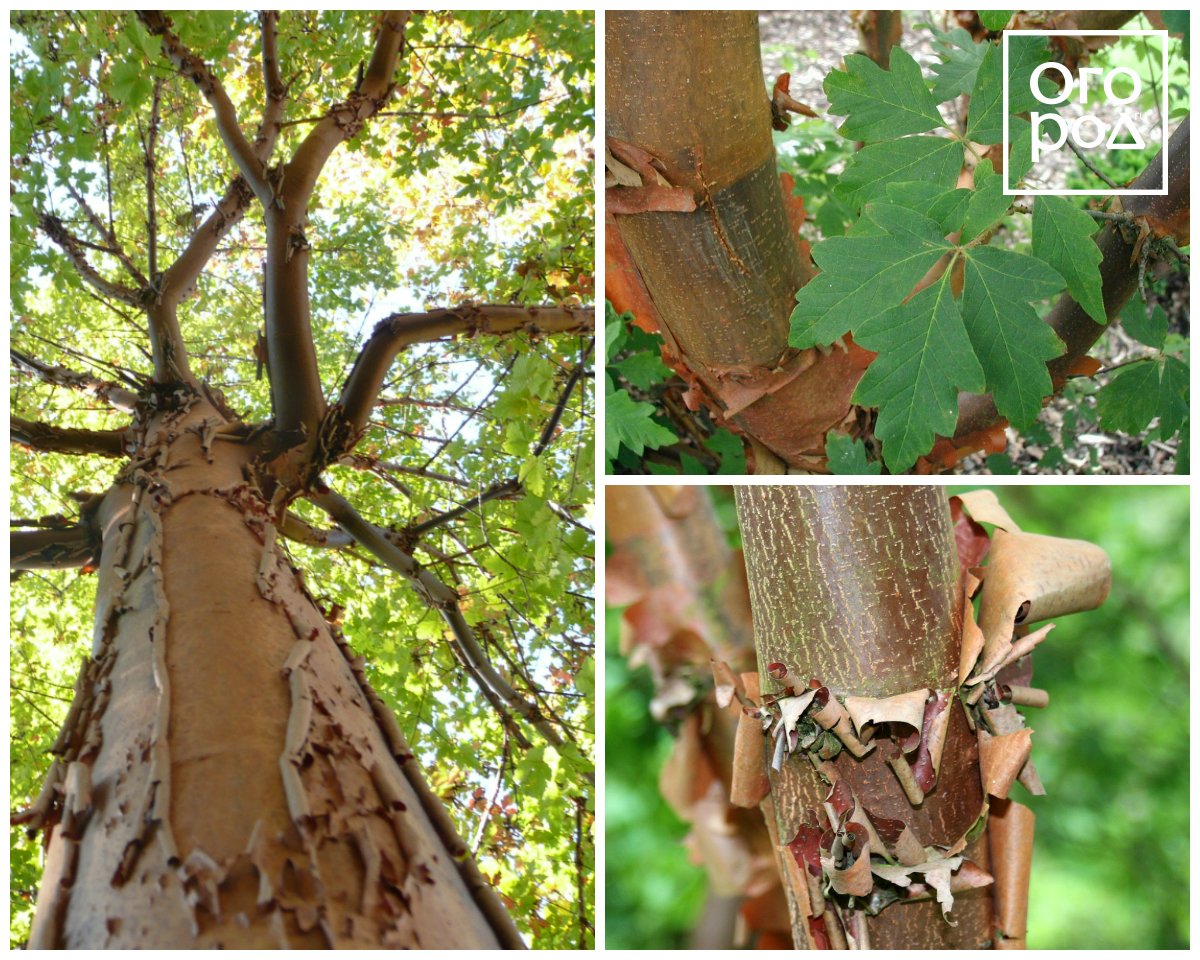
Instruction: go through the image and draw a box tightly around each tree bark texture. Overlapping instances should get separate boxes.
[735,486,992,948]
[608,12,869,468]
[26,396,514,949]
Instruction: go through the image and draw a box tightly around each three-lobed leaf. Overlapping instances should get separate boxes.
[606,389,677,466]
[1096,358,1189,438]
[960,245,1065,427]
[790,205,951,349]
[824,47,944,142]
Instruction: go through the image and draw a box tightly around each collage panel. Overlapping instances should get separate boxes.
[605,11,1189,476]
[10,10,594,949]
[605,483,1188,948]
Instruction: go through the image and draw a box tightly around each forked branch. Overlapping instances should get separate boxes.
[280,12,411,211]
[38,214,141,307]
[339,304,595,436]
[138,11,272,204]
[261,12,410,434]
[159,13,288,306]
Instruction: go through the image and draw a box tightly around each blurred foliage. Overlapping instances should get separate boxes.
[606,485,1188,949]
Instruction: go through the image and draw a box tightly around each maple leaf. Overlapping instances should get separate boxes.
[836,136,964,209]
[926,24,988,102]
[825,432,881,475]
[960,246,1065,427]
[605,389,677,464]
[824,47,944,142]
[853,268,986,473]
[790,204,951,350]
[1096,357,1189,439]
[1032,195,1106,325]
[1118,299,1168,350]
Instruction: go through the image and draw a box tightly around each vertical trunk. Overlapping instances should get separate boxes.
[735,486,992,948]
[608,13,866,467]
[28,397,514,949]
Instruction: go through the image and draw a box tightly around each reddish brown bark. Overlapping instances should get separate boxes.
[735,486,993,948]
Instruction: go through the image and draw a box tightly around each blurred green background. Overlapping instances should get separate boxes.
[606,485,1189,949]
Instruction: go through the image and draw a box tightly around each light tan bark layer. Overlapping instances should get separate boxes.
[30,398,509,949]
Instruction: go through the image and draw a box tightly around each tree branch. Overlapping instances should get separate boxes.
[63,183,148,287]
[158,13,288,308]
[308,487,579,756]
[38,214,141,307]
[11,348,141,412]
[339,304,594,437]
[260,12,410,434]
[12,417,129,458]
[280,12,410,211]
[138,11,271,203]
[143,78,163,281]
[11,526,97,571]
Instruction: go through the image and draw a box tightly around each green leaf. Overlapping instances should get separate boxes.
[825,432,881,474]
[1007,34,1057,114]
[707,429,748,475]
[790,206,951,349]
[927,26,989,102]
[518,454,546,496]
[979,11,1013,32]
[605,301,629,361]
[1032,196,1106,325]
[965,43,1003,144]
[884,181,970,234]
[961,246,1065,427]
[966,36,1056,145]
[853,269,985,472]
[835,136,964,209]
[1096,358,1189,439]
[612,351,671,390]
[823,47,943,142]
[606,389,677,463]
[1119,299,1168,351]
[1007,115,1034,188]
[108,58,153,108]
[960,159,1011,243]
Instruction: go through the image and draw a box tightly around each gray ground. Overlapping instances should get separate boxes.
[758,10,1184,475]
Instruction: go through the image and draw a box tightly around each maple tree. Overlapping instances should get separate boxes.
[605,11,1189,474]
[10,10,593,948]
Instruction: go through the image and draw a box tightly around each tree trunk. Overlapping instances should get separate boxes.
[27,396,516,949]
[608,12,872,470]
[734,487,993,948]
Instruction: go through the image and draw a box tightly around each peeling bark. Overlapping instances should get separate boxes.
[25,395,517,949]
[736,486,993,948]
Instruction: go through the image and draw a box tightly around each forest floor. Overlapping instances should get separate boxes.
[758,10,1184,475]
